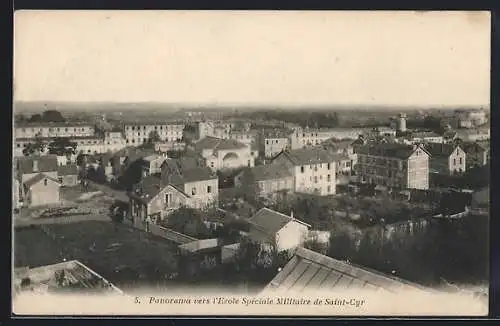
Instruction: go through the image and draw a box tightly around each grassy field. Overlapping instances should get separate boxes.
[14,221,179,289]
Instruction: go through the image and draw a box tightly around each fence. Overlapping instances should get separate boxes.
[148,223,198,244]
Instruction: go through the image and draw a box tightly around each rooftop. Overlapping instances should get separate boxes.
[424,143,461,157]
[356,143,426,160]
[13,260,123,295]
[262,247,430,295]
[194,136,248,152]
[178,238,222,254]
[23,173,61,189]
[57,164,78,176]
[16,155,59,175]
[275,148,346,165]
[247,208,310,236]
[16,121,94,128]
[128,176,189,204]
[244,163,293,181]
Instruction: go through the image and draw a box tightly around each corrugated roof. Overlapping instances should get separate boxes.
[247,208,310,236]
[23,173,61,189]
[262,247,430,295]
[17,155,58,174]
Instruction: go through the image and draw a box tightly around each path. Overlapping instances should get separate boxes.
[87,181,129,202]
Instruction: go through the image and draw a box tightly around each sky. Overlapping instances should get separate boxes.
[13,11,491,108]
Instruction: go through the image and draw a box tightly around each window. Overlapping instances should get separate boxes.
[210,162,215,168]
[192,188,197,195]
[300,166,305,173]
[327,174,331,182]
[165,193,171,206]
[327,163,331,170]
[247,160,251,167]
[459,157,462,164]
[453,158,456,165]
[314,176,318,183]
[58,177,63,183]
[65,128,68,132]
[327,186,331,193]
[266,140,269,145]
[16,144,20,148]
[207,186,212,193]
[44,179,48,186]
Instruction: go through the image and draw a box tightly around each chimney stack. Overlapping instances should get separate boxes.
[33,160,39,172]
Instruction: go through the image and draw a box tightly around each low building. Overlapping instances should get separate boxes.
[246,208,311,252]
[424,143,466,175]
[355,143,430,190]
[127,176,191,226]
[16,155,60,206]
[290,127,368,150]
[272,148,342,196]
[461,142,488,169]
[262,247,430,295]
[194,136,255,171]
[22,174,61,207]
[259,130,291,158]
[57,164,79,187]
[407,131,444,144]
[161,157,219,210]
[140,154,167,177]
[234,163,294,198]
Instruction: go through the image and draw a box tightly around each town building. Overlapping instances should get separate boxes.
[246,208,311,252]
[454,108,488,129]
[455,128,490,142]
[272,148,341,196]
[355,143,430,190]
[322,139,358,173]
[234,163,294,199]
[193,136,255,171]
[461,142,488,169]
[56,164,79,187]
[259,130,291,159]
[22,174,61,207]
[424,143,466,175]
[127,176,191,226]
[262,247,430,295]
[289,127,368,150]
[139,154,167,177]
[406,131,444,144]
[123,122,185,146]
[14,122,95,140]
[103,129,128,152]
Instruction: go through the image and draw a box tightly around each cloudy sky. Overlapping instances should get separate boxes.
[13,11,490,108]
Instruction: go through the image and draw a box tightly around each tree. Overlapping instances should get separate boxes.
[28,114,42,123]
[328,231,357,261]
[22,137,46,156]
[41,110,65,122]
[160,207,211,238]
[48,137,77,156]
[148,130,161,143]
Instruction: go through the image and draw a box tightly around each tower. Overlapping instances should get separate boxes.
[398,113,407,132]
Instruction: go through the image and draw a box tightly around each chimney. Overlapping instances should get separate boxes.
[32,160,39,172]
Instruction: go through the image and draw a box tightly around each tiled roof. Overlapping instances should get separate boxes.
[15,121,93,128]
[57,164,78,176]
[247,208,310,236]
[262,247,430,295]
[194,136,247,151]
[275,148,345,166]
[17,155,58,174]
[356,143,425,160]
[128,175,189,204]
[164,166,216,185]
[411,131,442,138]
[424,143,461,157]
[23,173,61,189]
[244,163,293,181]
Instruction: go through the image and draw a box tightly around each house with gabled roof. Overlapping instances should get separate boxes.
[127,175,191,227]
[262,247,431,295]
[246,208,311,252]
[193,136,254,171]
[355,143,430,190]
[22,174,62,207]
[272,148,344,196]
[424,143,466,175]
[234,163,294,199]
[161,159,219,210]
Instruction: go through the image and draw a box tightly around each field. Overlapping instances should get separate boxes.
[14,221,179,290]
